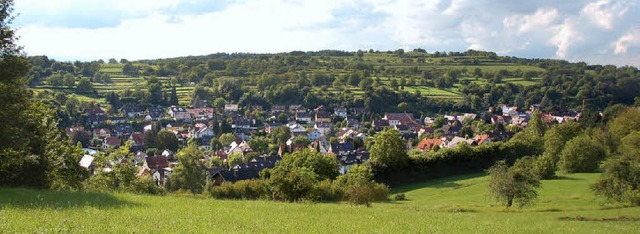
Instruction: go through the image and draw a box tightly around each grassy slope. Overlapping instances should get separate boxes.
[1,173,638,233]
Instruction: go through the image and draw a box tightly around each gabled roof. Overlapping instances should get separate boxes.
[105,136,120,146]
[131,132,145,145]
[415,138,443,151]
[146,156,169,170]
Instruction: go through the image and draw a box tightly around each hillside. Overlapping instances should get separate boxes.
[2,173,638,233]
[28,50,547,108]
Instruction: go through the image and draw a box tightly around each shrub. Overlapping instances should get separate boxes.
[559,134,605,173]
[308,180,344,202]
[393,193,406,201]
[129,176,165,195]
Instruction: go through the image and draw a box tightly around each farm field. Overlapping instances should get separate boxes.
[1,173,638,233]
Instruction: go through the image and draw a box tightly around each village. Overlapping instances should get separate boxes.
[70,100,582,187]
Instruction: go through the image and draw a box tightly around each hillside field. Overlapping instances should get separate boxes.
[29,52,545,107]
[1,173,639,233]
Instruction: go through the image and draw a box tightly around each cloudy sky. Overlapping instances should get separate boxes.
[13,0,640,66]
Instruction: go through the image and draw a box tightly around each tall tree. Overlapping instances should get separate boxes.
[169,142,206,194]
[369,128,408,168]
[0,0,85,188]
[156,130,179,152]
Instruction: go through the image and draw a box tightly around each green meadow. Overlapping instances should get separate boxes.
[2,173,638,233]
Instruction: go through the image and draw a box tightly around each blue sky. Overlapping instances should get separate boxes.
[13,0,640,66]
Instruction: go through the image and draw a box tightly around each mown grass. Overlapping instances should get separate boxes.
[1,173,638,233]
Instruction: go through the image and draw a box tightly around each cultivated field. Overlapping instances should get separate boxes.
[1,173,638,233]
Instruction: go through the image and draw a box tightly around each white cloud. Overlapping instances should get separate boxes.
[581,0,631,30]
[613,30,640,55]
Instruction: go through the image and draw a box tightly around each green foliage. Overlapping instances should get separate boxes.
[169,143,206,194]
[227,153,244,167]
[336,165,389,206]
[209,138,223,151]
[248,136,269,154]
[219,133,236,146]
[487,158,540,208]
[369,128,408,169]
[592,129,640,206]
[76,77,94,94]
[592,154,640,206]
[559,134,605,173]
[156,130,179,152]
[534,121,583,179]
[269,167,319,202]
[275,149,339,181]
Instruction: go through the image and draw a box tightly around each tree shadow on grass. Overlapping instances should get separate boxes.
[0,187,141,210]
[391,173,485,194]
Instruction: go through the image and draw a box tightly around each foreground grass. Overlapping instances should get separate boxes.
[1,173,638,233]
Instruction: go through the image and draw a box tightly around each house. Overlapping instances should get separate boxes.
[130,132,145,146]
[289,105,306,113]
[208,156,281,184]
[307,129,323,141]
[271,105,286,114]
[145,112,163,121]
[330,142,354,155]
[473,134,491,146]
[187,108,214,119]
[394,124,412,134]
[415,138,443,152]
[193,127,215,139]
[168,106,191,121]
[337,151,370,174]
[144,156,169,171]
[224,104,239,112]
[232,118,252,130]
[295,111,313,124]
[334,107,348,118]
[288,123,307,137]
[198,135,214,151]
[345,118,361,129]
[372,119,390,130]
[134,151,148,165]
[121,105,143,118]
[383,113,421,130]
[315,111,332,123]
[443,121,462,135]
[444,136,475,148]
[227,140,253,155]
[314,122,331,135]
[251,105,263,112]
[103,136,120,148]
[264,122,284,134]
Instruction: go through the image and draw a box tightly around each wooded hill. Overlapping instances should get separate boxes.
[27,49,639,116]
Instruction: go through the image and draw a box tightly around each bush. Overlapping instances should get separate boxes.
[269,167,318,202]
[393,193,406,201]
[559,134,605,173]
[308,180,343,202]
[208,180,269,200]
[592,154,640,206]
[129,176,165,195]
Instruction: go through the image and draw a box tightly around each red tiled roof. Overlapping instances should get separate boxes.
[415,138,443,151]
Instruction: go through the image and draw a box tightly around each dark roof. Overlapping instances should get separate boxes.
[316,111,332,118]
[331,142,354,154]
[208,156,281,183]
[146,156,169,170]
[337,151,369,165]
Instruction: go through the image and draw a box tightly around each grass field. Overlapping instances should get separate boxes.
[1,173,638,233]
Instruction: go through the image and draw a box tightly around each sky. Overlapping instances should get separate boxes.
[13,0,640,66]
